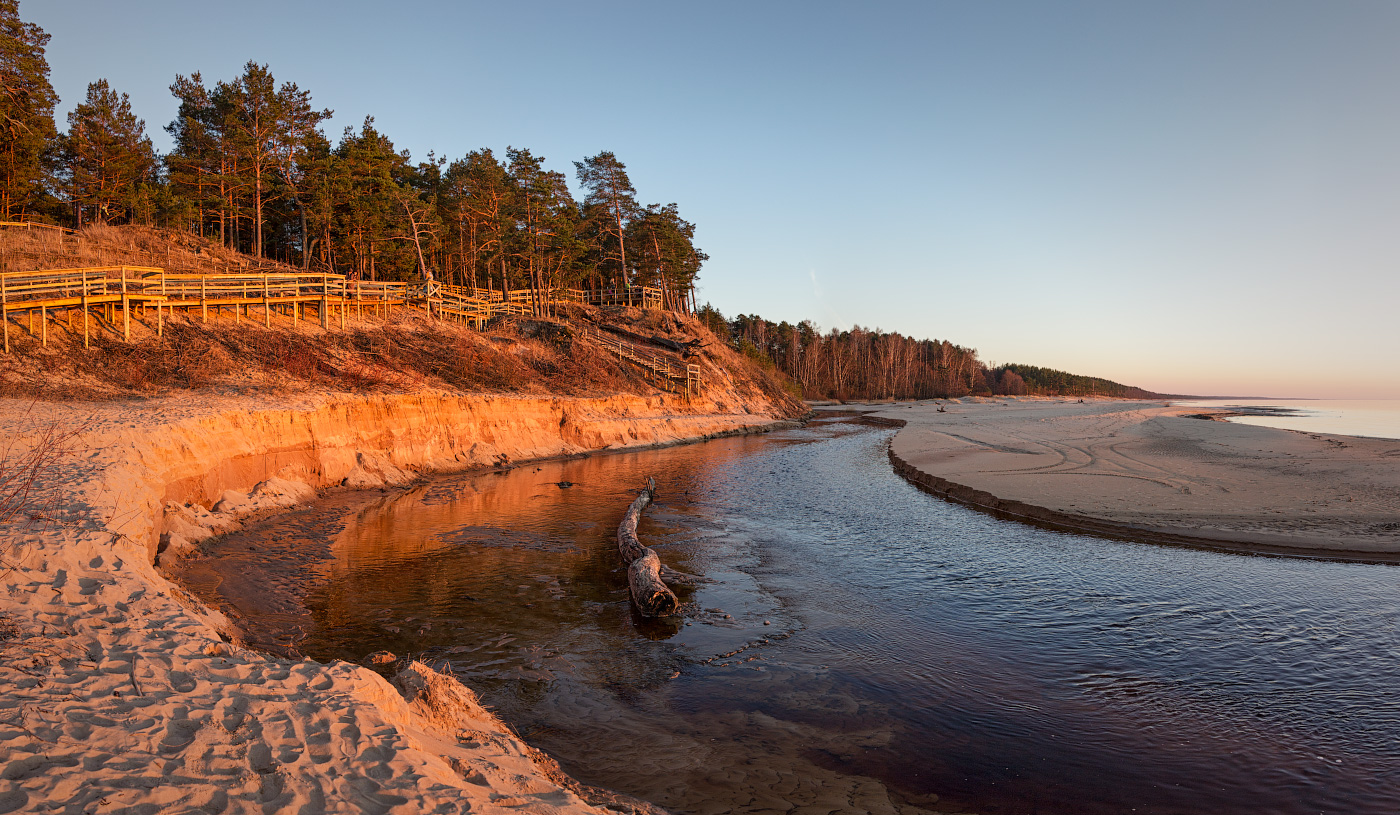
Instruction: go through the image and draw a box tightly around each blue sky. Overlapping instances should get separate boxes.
[28,0,1400,398]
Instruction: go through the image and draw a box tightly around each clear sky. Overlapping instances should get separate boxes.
[27,0,1400,398]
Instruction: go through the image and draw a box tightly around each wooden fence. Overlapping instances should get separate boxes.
[1,266,686,388]
[0,221,76,236]
[580,324,701,398]
[562,287,664,310]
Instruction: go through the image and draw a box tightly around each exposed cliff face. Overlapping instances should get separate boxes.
[80,391,786,563]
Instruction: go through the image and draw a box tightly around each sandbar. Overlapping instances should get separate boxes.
[852,399,1400,560]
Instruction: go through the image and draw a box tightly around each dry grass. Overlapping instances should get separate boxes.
[0,223,303,276]
[0,406,85,598]
[0,310,667,401]
[0,224,807,418]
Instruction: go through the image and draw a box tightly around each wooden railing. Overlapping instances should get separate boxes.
[1,265,702,394]
[1,267,681,373]
[0,220,76,236]
[581,324,701,397]
[433,284,536,326]
[1,266,164,350]
[560,286,663,310]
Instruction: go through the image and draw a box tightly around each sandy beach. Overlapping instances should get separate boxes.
[0,387,792,815]
[858,399,1400,559]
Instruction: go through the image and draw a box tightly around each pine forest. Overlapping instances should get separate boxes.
[0,0,1160,402]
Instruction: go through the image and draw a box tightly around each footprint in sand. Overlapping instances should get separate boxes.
[257,768,286,805]
[246,740,274,773]
[277,744,304,764]
[159,705,202,753]
[166,670,198,693]
[298,716,335,764]
[335,720,362,761]
[160,717,202,753]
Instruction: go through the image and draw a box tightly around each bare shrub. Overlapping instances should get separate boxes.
[77,324,227,392]
[0,411,81,528]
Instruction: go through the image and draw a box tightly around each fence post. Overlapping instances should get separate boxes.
[320,274,329,329]
[1,272,7,354]
[121,267,130,341]
[80,267,88,348]
[157,269,164,338]
[200,273,207,323]
[264,274,271,328]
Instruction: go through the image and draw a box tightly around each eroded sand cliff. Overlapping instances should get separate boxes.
[0,390,790,813]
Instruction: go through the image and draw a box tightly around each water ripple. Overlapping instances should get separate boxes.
[188,418,1400,815]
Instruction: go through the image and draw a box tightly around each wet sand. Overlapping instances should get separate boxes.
[856,399,1400,559]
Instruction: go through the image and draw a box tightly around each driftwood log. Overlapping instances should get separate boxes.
[616,477,681,617]
[628,550,679,616]
[616,477,654,564]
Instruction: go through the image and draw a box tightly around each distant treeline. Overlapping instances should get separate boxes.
[701,307,1158,401]
[991,364,1158,400]
[0,1,702,308]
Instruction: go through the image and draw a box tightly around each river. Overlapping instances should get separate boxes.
[176,416,1400,815]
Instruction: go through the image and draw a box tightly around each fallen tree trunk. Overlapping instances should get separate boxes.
[616,477,655,565]
[616,477,681,617]
[629,549,680,616]
[596,322,705,357]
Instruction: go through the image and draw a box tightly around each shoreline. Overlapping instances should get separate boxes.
[827,398,1400,563]
[1169,398,1400,443]
[169,414,802,658]
[0,388,795,813]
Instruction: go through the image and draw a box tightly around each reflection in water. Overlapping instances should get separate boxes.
[180,418,1400,815]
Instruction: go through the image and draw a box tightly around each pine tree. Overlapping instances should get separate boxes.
[628,203,705,311]
[213,62,329,258]
[441,149,511,291]
[298,130,337,270]
[397,153,443,281]
[574,151,640,291]
[332,117,419,281]
[166,72,244,246]
[58,79,156,225]
[0,0,57,220]
[506,147,578,308]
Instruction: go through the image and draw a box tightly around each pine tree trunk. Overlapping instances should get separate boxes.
[254,165,263,258]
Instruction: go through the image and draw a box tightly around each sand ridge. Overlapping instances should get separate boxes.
[854,398,1400,558]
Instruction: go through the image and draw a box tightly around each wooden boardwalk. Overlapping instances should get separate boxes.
[0,263,695,393]
[581,324,701,397]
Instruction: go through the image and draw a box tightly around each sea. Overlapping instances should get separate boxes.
[1172,398,1400,441]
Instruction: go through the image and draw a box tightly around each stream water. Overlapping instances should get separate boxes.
[176,417,1400,815]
